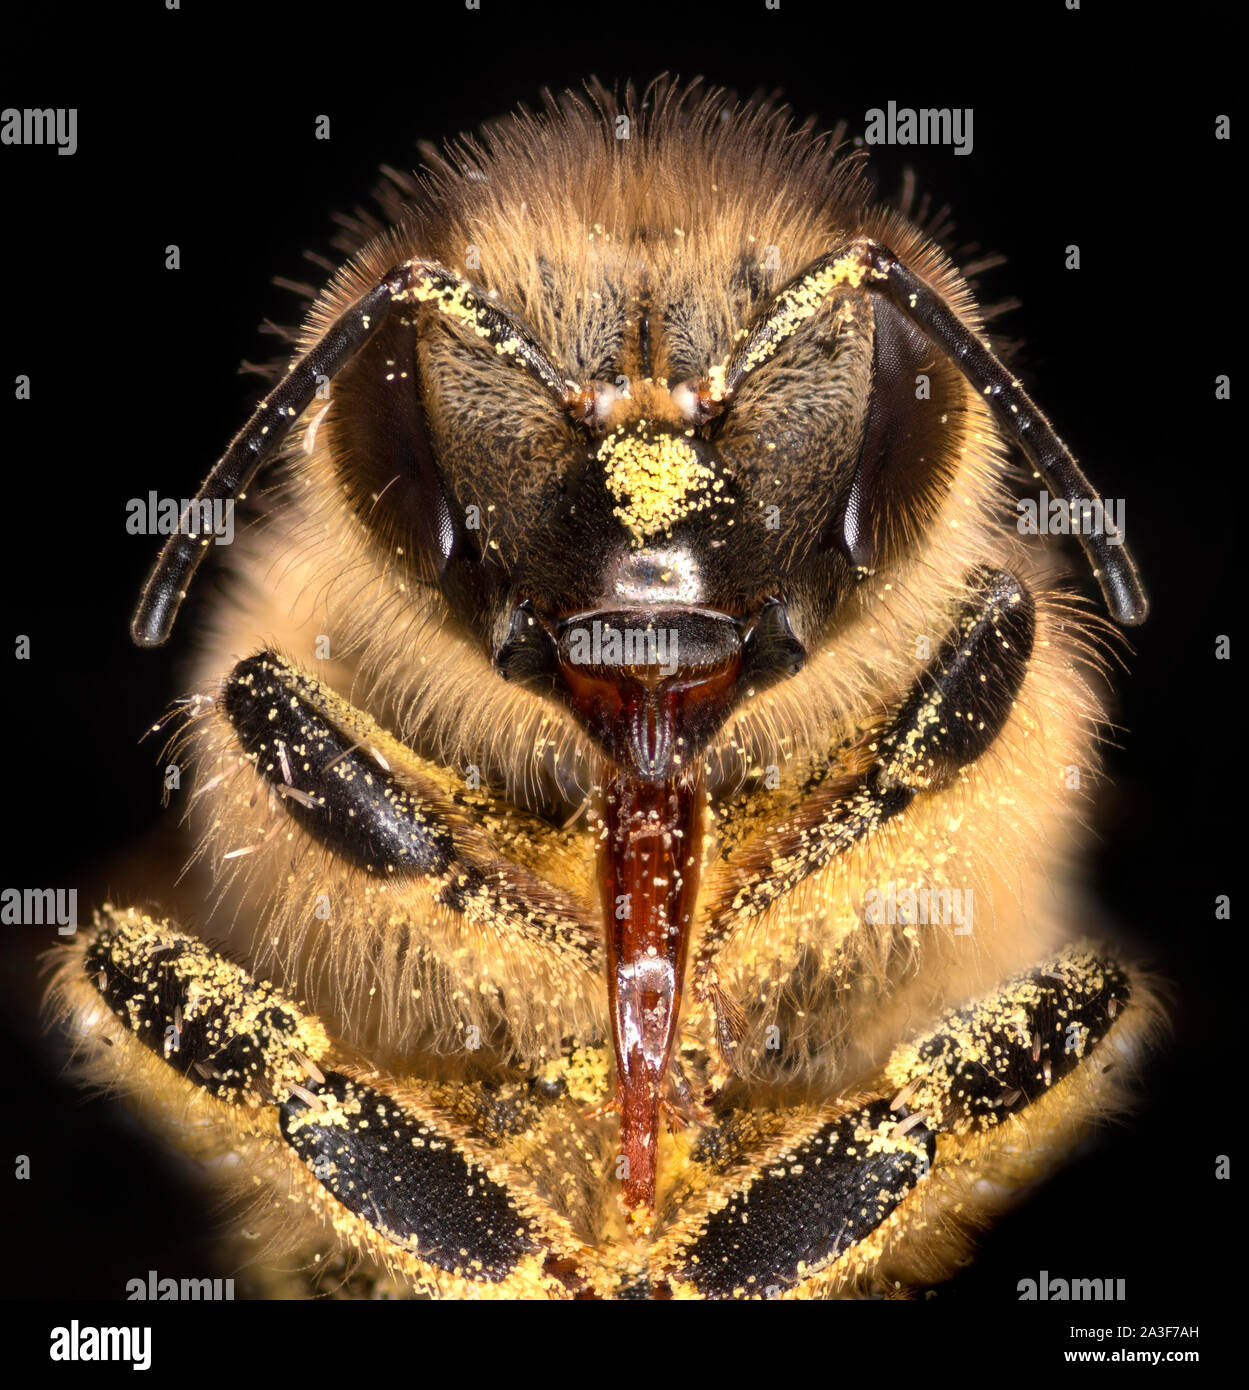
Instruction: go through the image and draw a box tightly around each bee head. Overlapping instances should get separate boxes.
[133,87,1144,789]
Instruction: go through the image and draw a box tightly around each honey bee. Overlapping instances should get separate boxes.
[49,79,1157,1299]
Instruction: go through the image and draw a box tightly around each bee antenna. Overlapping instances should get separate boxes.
[856,239,1147,626]
[131,265,413,647]
[132,260,577,647]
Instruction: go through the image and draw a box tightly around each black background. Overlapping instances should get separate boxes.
[0,0,1238,1345]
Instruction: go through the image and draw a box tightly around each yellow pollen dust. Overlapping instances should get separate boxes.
[598,427,718,543]
[402,273,526,365]
[730,251,869,384]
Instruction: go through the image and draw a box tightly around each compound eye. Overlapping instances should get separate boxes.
[322,312,476,587]
[828,296,968,572]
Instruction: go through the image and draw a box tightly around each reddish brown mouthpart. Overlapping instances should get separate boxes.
[597,765,705,1212]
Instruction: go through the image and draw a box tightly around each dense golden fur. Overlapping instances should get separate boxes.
[47,79,1154,1297]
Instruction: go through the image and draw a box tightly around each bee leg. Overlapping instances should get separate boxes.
[47,907,616,1299]
[202,652,603,1050]
[218,651,598,941]
[695,567,1034,1048]
[872,942,1157,1294]
[651,1093,935,1299]
[653,945,1150,1298]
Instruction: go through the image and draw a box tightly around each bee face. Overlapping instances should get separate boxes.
[314,102,977,782]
